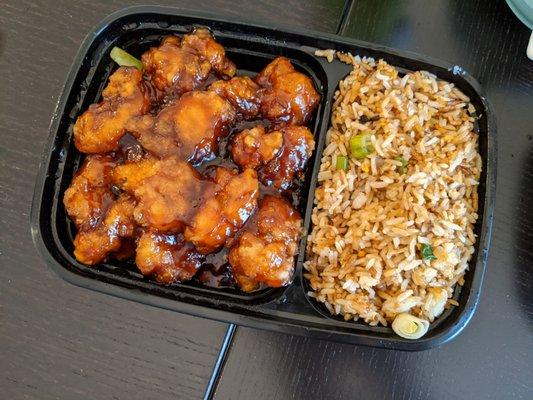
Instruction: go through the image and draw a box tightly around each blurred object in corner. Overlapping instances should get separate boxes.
[505,0,533,59]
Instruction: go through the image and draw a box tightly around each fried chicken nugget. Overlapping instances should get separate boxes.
[63,154,116,230]
[230,125,283,169]
[73,195,136,265]
[184,168,259,254]
[127,91,236,164]
[113,157,216,233]
[73,67,151,153]
[255,57,320,125]
[228,195,302,292]
[142,28,235,96]
[135,232,203,284]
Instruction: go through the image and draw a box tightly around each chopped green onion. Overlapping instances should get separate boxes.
[420,243,437,261]
[394,156,408,174]
[349,132,374,159]
[336,155,348,170]
[392,313,429,339]
[110,47,143,70]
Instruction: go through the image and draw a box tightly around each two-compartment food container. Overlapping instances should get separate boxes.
[31,6,495,350]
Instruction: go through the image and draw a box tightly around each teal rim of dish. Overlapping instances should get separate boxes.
[506,0,533,30]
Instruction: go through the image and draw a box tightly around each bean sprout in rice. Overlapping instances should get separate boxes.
[306,51,481,329]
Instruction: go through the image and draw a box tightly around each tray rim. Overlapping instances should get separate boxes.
[30,5,497,351]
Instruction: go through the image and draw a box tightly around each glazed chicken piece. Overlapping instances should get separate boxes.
[73,195,136,265]
[181,28,236,77]
[142,29,235,96]
[255,57,320,125]
[74,67,151,153]
[259,126,315,191]
[228,195,302,292]
[231,125,315,190]
[142,36,210,96]
[114,157,259,253]
[113,157,216,232]
[64,155,137,265]
[63,155,116,230]
[230,125,283,169]
[112,157,159,191]
[209,76,261,119]
[127,91,236,164]
[184,167,259,254]
[136,232,203,284]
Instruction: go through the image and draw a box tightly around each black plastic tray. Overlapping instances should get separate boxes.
[31,6,496,351]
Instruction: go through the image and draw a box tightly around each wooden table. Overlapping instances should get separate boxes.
[1,1,531,399]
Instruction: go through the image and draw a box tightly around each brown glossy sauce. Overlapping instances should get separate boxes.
[117,133,144,163]
[196,249,236,288]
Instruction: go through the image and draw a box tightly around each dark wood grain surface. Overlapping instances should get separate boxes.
[2,0,532,399]
[0,1,344,399]
[213,1,533,399]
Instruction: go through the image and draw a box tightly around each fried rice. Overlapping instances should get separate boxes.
[305,51,481,327]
